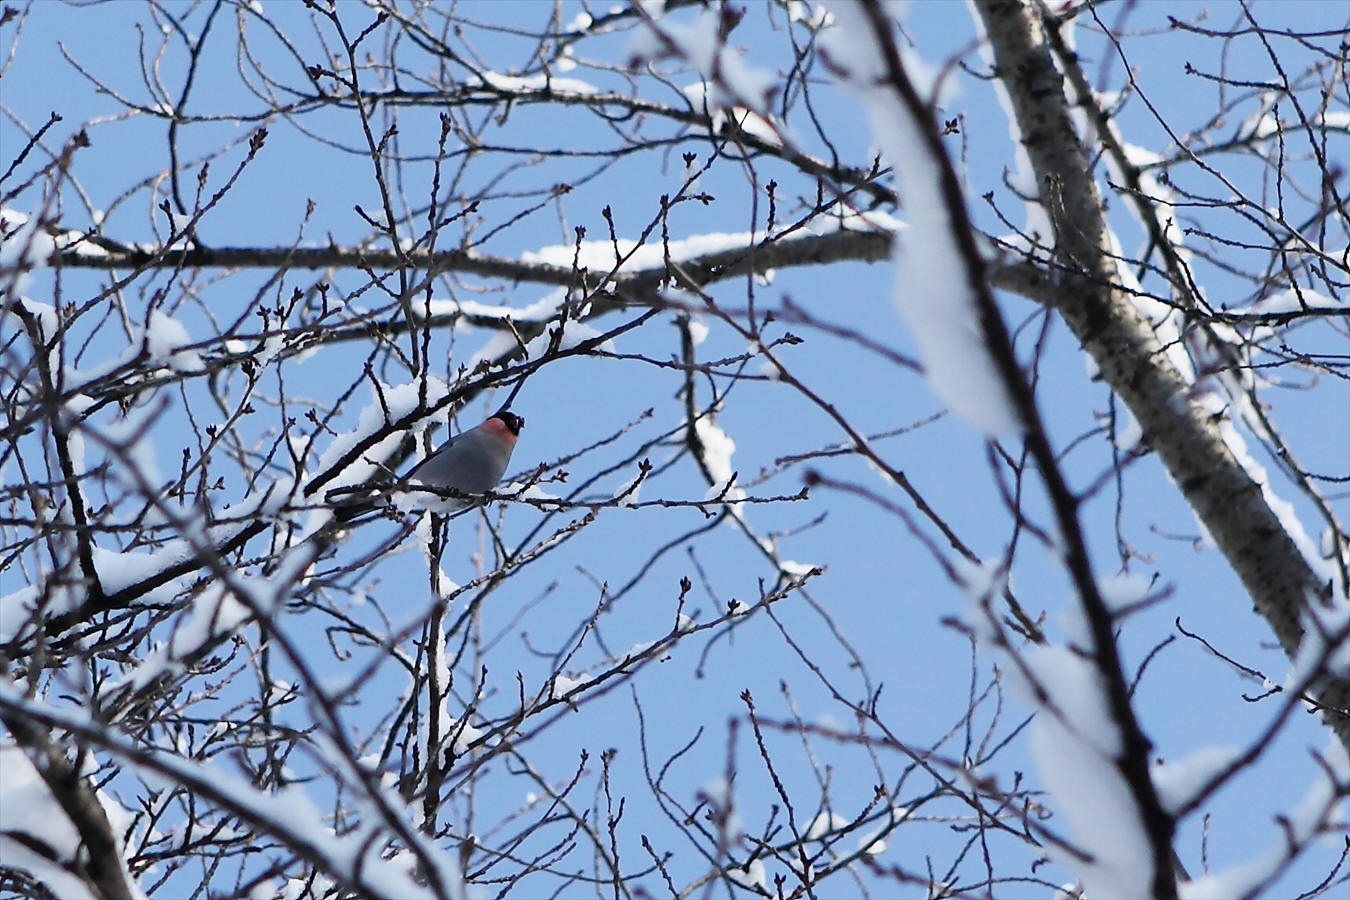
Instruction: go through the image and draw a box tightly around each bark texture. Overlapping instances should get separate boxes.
[974,0,1350,747]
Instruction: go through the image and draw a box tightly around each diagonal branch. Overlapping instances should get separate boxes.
[856,3,1177,896]
[0,712,136,900]
[973,0,1349,747]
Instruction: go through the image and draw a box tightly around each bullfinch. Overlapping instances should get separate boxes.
[407,407,524,508]
[329,407,524,519]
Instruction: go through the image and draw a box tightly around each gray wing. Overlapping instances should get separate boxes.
[408,426,510,495]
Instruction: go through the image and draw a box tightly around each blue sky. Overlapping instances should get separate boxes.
[2,1,1347,896]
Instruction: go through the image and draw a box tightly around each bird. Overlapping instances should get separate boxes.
[328,407,524,520]
[405,407,524,510]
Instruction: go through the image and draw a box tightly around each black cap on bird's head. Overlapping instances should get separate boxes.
[492,407,524,436]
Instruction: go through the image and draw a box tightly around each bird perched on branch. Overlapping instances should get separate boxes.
[406,407,524,510]
[327,407,524,520]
